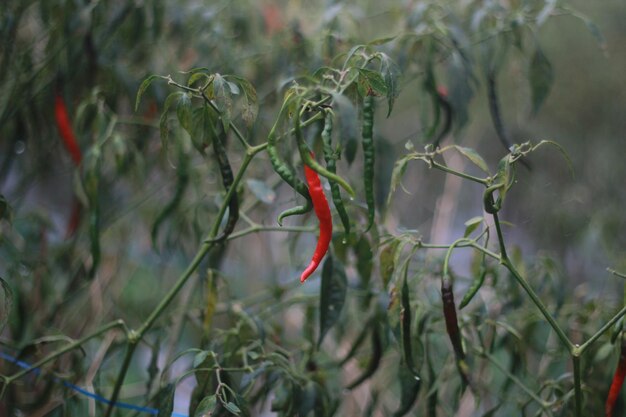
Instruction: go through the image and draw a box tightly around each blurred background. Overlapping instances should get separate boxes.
[0,0,625,415]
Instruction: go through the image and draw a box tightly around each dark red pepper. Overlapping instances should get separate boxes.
[54,92,83,238]
[606,339,626,417]
[54,94,82,166]
[300,152,332,283]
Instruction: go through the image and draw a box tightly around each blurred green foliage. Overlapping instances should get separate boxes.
[0,1,625,416]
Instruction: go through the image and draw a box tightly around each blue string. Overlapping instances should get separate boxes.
[0,351,188,417]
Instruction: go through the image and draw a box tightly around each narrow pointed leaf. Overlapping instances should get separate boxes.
[135,75,160,111]
[528,45,554,114]
[318,255,347,347]
[453,146,489,173]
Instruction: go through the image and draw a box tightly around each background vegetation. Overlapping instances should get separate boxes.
[0,1,625,416]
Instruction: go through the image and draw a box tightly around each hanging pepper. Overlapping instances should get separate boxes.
[362,94,375,232]
[211,123,239,243]
[442,274,470,385]
[300,152,332,283]
[606,337,626,417]
[54,94,82,166]
[55,91,83,238]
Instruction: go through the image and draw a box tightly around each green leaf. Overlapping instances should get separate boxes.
[368,35,397,46]
[355,236,373,285]
[227,75,258,127]
[226,81,240,95]
[135,74,160,111]
[536,0,556,26]
[343,44,366,68]
[194,395,217,417]
[156,383,176,417]
[212,74,233,131]
[239,362,270,391]
[193,350,215,389]
[463,216,483,238]
[190,106,214,155]
[528,45,554,114]
[380,54,401,117]
[188,72,211,87]
[177,93,193,136]
[318,255,348,347]
[0,276,13,333]
[582,18,607,51]
[357,68,388,97]
[0,194,12,224]
[391,365,421,417]
[246,179,276,204]
[531,140,574,177]
[453,146,489,173]
[223,401,241,415]
[379,240,400,290]
[387,155,410,206]
[159,92,183,151]
[204,272,218,332]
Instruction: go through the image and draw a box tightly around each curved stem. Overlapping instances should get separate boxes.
[6,320,126,383]
[430,159,489,185]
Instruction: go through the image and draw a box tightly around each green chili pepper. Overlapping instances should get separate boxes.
[432,87,452,149]
[267,99,312,225]
[401,265,420,378]
[362,94,375,232]
[487,69,530,169]
[459,264,487,309]
[295,104,355,197]
[210,122,239,243]
[84,148,102,279]
[151,147,189,247]
[321,111,351,237]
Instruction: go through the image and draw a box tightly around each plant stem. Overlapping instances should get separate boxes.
[491,211,508,261]
[442,238,471,277]
[418,241,501,261]
[578,304,626,354]
[105,149,261,417]
[212,224,315,242]
[6,320,126,383]
[481,349,549,410]
[572,353,583,417]
[430,159,489,185]
[492,212,572,350]
[104,342,138,417]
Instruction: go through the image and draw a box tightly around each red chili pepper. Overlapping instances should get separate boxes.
[606,339,626,417]
[54,94,82,166]
[300,152,332,283]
